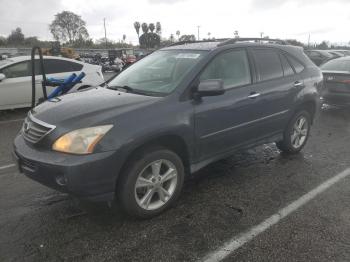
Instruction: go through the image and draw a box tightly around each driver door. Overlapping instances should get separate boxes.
[194,49,262,161]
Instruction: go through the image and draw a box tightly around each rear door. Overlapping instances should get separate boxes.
[247,48,301,137]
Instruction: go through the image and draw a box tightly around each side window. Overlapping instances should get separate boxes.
[287,55,304,74]
[252,49,283,81]
[2,61,30,78]
[43,59,83,74]
[200,49,251,89]
[280,54,294,77]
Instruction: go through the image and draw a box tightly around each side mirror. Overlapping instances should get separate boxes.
[196,79,225,97]
[0,73,5,82]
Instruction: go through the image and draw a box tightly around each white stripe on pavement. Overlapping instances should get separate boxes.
[202,168,350,262]
[0,164,16,170]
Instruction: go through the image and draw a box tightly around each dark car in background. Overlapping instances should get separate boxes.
[321,57,350,106]
[14,38,322,218]
[326,50,345,59]
[332,50,350,56]
[305,50,333,66]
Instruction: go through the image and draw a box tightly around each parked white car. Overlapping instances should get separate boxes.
[0,56,104,110]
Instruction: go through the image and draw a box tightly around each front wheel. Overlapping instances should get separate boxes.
[117,148,184,219]
[276,110,311,154]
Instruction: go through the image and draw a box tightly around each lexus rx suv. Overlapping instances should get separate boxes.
[14,38,323,218]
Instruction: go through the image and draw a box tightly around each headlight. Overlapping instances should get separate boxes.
[52,125,113,154]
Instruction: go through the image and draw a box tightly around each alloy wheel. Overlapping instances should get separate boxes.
[134,159,178,211]
[290,115,309,149]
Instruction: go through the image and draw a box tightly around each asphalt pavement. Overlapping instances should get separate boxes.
[0,105,349,262]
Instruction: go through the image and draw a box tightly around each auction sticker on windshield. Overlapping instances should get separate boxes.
[176,53,201,59]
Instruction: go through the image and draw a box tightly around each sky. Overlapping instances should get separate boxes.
[0,0,349,45]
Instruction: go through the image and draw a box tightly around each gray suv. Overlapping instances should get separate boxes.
[14,38,323,218]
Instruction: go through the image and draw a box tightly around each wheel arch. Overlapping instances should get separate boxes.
[295,99,317,124]
[115,133,192,190]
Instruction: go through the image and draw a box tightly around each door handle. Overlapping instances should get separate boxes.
[248,92,260,99]
[294,81,304,88]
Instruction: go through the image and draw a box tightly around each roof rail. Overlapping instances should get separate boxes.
[218,38,289,46]
[167,38,230,47]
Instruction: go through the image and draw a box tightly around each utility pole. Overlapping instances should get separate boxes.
[197,25,200,41]
[308,33,311,48]
[103,18,107,49]
[260,32,264,38]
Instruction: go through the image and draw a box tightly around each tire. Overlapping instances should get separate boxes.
[117,147,185,219]
[276,110,311,154]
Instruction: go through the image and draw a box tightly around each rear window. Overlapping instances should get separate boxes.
[43,59,83,74]
[280,54,294,76]
[252,49,283,81]
[321,59,350,72]
[287,55,304,74]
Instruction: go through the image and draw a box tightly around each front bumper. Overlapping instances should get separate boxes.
[13,135,123,202]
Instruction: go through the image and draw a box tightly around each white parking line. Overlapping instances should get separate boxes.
[0,164,16,170]
[202,168,350,262]
[0,118,24,124]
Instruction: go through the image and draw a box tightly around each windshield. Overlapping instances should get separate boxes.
[108,50,207,95]
[321,59,350,72]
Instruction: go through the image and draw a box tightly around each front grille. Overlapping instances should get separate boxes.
[22,112,56,143]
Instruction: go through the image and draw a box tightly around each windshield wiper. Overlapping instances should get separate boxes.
[107,85,135,93]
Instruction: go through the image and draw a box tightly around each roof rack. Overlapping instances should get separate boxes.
[167,38,230,47]
[218,38,289,46]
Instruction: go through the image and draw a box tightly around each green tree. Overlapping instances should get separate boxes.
[316,41,329,50]
[7,27,25,45]
[179,34,196,41]
[0,36,7,46]
[176,30,180,40]
[149,23,155,33]
[49,11,89,43]
[24,36,40,46]
[156,22,162,35]
[141,23,149,34]
[285,39,305,47]
[134,22,140,39]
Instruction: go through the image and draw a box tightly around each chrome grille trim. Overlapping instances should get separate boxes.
[22,112,56,143]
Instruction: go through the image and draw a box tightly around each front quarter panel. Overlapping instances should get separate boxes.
[97,96,195,162]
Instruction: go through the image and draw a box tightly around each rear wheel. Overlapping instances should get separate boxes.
[117,148,184,219]
[276,110,311,154]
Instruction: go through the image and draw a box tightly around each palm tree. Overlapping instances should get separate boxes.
[123,34,126,42]
[207,32,211,39]
[156,22,162,35]
[149,23,155,33]
[141,23,149,34]
[176,30,180,41]
[170,34,174,43]
[134,22,140,39]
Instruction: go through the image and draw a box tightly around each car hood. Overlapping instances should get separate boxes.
[31,87,160,128]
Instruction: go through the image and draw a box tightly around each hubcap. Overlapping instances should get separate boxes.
[291,116,308,149]
[134,159,178,211]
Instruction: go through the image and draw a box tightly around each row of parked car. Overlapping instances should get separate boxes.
[304,49,350,66]
[304,49,350,107]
